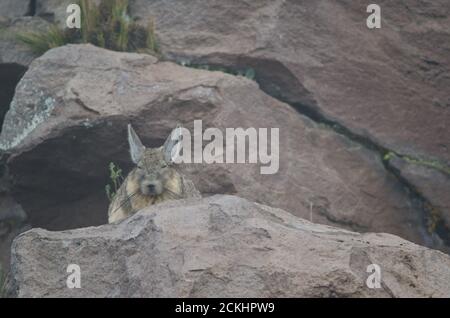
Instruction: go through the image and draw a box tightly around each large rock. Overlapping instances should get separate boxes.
[130,0,450,228]
[0,44,437,250]
[5,195,450,298]
[130,0,450,166]
[5,0,445,249]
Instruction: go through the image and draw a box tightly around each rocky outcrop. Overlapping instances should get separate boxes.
[0,1,447,244]
[133,0,450,164]
[0,1,447,298]
[130,0,450,238]
[0,44,437,250]
[5,195,450,298]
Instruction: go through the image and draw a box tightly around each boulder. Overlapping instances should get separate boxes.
[129,0,450,166]
[5,195,450,298]
[0,44,436,250]
[130,0,450,249]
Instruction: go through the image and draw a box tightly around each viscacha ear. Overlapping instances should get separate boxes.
[128,124,145,164]
[163,125,183,163]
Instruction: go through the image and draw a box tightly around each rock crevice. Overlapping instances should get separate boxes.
[168,55,449,250]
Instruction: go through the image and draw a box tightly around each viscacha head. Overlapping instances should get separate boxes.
[128,124,182,197]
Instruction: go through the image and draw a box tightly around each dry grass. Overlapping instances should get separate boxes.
[17,0,161,56]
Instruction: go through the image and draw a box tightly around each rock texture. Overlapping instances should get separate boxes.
[390,156,450,234]
[0,1,447,298]
[5,195,450,298]
[0,44,435,250]
[133,0,450,164]
[130,0,450,235]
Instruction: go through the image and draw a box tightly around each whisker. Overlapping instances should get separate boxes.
[163,187,183,199]
[111,190,140,215]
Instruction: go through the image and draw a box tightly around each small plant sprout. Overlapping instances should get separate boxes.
[105,162,124,201]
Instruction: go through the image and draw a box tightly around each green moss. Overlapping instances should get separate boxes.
[16,25,67,54]
[402,156,450,175]
[17,0,161,56]
[383,151,396,161]
[180,62,257,81]
[383,151,450,175]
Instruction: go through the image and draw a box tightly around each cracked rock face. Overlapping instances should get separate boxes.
[0,44,436,250]
[133,0,450,165]
[389,156,450,238]
[5,195,450,298]
[128,0,450,249]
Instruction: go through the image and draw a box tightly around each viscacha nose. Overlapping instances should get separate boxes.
[147,184,156,194]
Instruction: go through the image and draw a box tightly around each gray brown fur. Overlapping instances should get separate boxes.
[108,125,200,223]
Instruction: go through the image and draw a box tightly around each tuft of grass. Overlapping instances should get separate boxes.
[17,0,161,56]
[145,19,159,54]
[105,162,124,201]
[79,0,99,43]
[16,25,67,55]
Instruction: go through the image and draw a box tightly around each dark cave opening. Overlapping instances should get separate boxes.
[26,0,37,16]
[0,63,27,133]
